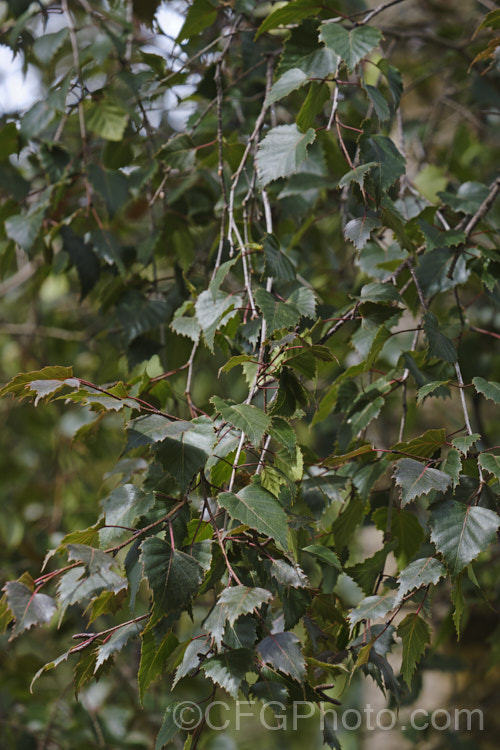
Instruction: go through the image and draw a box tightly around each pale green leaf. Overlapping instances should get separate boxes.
[256,124,316,186]
[204,586,272,649]
[338,162,377,189]
[319,23,383,72]
[395,557,447,604]
[195,290,241,351]
[218,484,288,550]
[86,100,129,142]
[443,448,462,488]
[430,499,500,575]
[451,433,480,455]
[267,68,309,105]
[473,377,500,404]
[302,545,341,569]
[211,396,270,446]
[344,216,381,250]
[478,452,500,479]
[348,594,396,627]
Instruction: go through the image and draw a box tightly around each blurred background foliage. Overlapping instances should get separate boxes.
[0,0,500,748]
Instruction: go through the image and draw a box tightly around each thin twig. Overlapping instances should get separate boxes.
[454,360,484,498]
[355,0,411,25]
[319,303,360,345]
[326,61,340,131]
[61,0,91,209]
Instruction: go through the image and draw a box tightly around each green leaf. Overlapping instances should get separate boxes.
[270,560,308,587]
[417,220,465,251]
[397,613,430,687]
[218,485,288,550]
[202,649,254,698]
[302,545,341,569]
[33,28,68,63]
[195,290,241,351]
[263,234,296,281]
[268,417,296,457]
[141,539,203,615]
[390,428,447,459]
[256,632,305,682]
[204,586,272,649]
[0,122,19,161]
[452,433,480,455]
[443,448,462,488]
[423,312,457,363]
[4,582,56,639]
[157,134,195,170]
[86,99,129,141]
[360,135,406,197]
[154,419,216,493]
[396,557,447,604]
[417,381,451,403]
[66,544,117,573]
[296,81,330,131]
[267,68,309,105]
[473,377,500,404]
[155,703,182,750]
[324,443,375,467]
[100,485,154,545]
[176,0,217,42]
[338,162,377,189]
[319,23,383,72]
[288,287,317,318]
[61,226,100,299]
[365,84,390,123]
[394,458,452,506]
[139,629,178,704]
[5,206,45,252]
[358,282,401,304]
[211,396,270,446]
[256,124,316,186]
[478,452,500,479]
[476,8,500,32]
[255,288,301,334]
[376,59,403,105]
[429,499,500,575]
[173,637,211,688]
[438,181,490,214]
[87,164,129,218]
[344,216,381,250]
[30,650,71,693]
[380,200,416,252]
[255,0,325,39]
[95,620,143,671]
[348,594,396,627]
